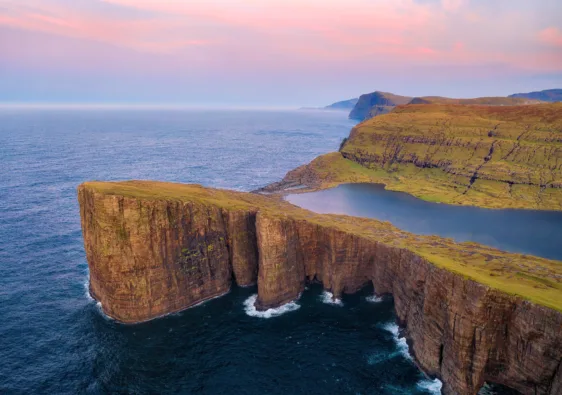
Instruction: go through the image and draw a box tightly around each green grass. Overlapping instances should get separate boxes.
[285,103,562,211]
[410,96,543,105]
[81,180,562,312]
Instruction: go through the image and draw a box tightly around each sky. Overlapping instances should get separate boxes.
[0,0,561,107]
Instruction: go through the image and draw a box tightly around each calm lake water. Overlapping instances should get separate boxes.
[287,183,562,261]
[0,109,450,394]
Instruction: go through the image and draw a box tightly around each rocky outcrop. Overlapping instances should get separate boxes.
[79,181,562,395]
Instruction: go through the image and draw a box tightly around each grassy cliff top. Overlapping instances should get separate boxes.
[388,102,562,120]
[81,180,562,312]
[277,103,562,211]
[409,96,543,105]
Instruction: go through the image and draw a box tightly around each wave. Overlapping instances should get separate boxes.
[94,301,115,322]
[381,322,412,360]
[85,274,114,322]
[243,294,300,318]
[417,378,443,394]
[366,295,383,303]
[320,291,343,306]
[367,351,395,365]
[83,276,94,302]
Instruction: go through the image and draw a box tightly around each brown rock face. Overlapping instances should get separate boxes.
[78,183,562,395]
[253,215,562,395]
[78,187,257,323]
[227,210,258,286]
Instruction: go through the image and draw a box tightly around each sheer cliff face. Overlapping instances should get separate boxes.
[255,214,562,395]
[78,187,258,323]
[78,183,562,395]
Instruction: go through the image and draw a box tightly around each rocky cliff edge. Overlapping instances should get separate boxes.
[78,181,562,395]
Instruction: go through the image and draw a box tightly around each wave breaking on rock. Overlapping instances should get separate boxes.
[243,294,300,318]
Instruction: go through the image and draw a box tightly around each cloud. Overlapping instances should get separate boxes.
[538,27,562,47]
[441,0,465,12]
[0,0,561,97]
[0,0,214,53]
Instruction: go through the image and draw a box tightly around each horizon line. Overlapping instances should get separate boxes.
[0,102,307,111]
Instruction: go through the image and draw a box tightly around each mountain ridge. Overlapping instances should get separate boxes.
[509,89,562,102]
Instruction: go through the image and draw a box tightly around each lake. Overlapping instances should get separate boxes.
[286,183,562,261]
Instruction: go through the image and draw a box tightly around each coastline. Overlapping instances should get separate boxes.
[78,180,562,394]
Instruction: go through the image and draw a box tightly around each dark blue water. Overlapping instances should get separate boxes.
[287,183,562,261]
[0,109,444,394]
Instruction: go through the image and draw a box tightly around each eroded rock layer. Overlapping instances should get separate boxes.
[78,181,562,395]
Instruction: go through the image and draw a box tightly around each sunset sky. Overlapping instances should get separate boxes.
[1,0,561,106]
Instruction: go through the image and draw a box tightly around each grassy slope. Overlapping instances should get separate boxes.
[83,180,562,311]
[410,96,543,105]
[295,103,562,210]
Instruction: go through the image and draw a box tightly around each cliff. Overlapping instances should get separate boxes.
[348,92,542,122]
[509,89,562,103]
[349,91,412,121]
[79,181,562,395]
[266,103,562,211]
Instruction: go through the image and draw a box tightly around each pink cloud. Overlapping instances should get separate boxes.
[0,2,214,54]
[441,0,465,12]
[453,42,465,51]
[0,0,561,76]
[538,27,562,47]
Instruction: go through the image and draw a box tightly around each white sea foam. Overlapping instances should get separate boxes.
[243,294,300,318]
[366,295,383,303]
[382,322,412,360]
[367,351,393,365]
[94,301,115,322]
[417,378,443,394]
[83,275,94,302]
[320,291,343,306]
